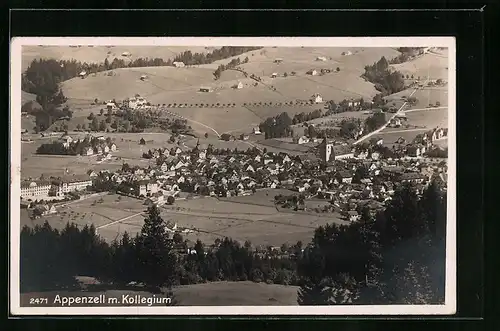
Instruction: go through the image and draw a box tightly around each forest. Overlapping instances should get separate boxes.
[21,181,446,304]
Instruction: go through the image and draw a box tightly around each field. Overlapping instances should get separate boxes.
[390,51,449,81]
[20,281,300,306]
[23,188,346,247]
[404,107,448,128]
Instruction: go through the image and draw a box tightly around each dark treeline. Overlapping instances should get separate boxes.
[362,56,406,96]
[173,46,260,67]
[213,55,251,80]
[21,181,446,304]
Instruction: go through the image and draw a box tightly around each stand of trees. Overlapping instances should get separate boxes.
[259,112,293,139]
[173,46,260,67]
[362,57,406,96]
[22,59,73,131]
[21,182,446,304]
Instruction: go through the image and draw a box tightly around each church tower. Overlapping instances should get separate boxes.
[319,138,335,163]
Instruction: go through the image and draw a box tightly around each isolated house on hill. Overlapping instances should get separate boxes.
[311,93,323,103]
[307,69,318,76]
[233,82,244,89]
[199,87,212,93]
[78,71,87,79]
[173,61,185,68]
[316,56,327,61]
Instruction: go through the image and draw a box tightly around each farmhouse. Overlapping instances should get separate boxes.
[233,82,244,89]
[78,71,87,79]
[240,134,249,141]
[311,93,323,104]
[133,180,159,197]
[347,210,361,222]
[60,134,74,148]
[173,61,185,68]
[271,73,278,78]
[316,56,327,61]
[21,179,52,199]
[406,145,424,157]
[140,75,148,81]
[306,69,318,76]
[126,96,148,109]
[388,118,402,128]
[293,136,310,145]
[121,51,131,57]
[253,127,262,135]
[274,58,283,64]
[337,171,353,184]
[199,87,212,93]
[106,102,118,112]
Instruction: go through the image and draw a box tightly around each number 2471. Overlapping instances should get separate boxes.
[30,298,48,304]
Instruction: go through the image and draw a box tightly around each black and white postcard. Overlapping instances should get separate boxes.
[10,37,456,315]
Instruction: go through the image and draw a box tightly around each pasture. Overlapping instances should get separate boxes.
[390,52,449,81]
[31,189,346,247]
[404,107,448,129]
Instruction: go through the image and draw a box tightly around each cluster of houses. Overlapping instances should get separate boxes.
[388,127,448,157]
[57,134,118,158]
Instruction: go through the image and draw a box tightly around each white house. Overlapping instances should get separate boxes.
[311,93,323,103]
[307,69,318,76]
[253,127,262,135]
[173,61,185,68]
[78,71,87,79]
[127,96,148,109]
[316,56,327,61]
[234,81,244,89]
[271,73,278,78]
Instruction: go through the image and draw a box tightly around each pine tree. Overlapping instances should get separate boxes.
[136,206,179,294]
[297,279,332,305]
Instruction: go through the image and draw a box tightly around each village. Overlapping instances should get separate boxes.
[21,122,448,233]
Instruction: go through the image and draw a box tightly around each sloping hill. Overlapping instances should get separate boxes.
[22,45,211,71]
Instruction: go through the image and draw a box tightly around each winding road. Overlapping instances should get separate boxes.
[353,79,429,145]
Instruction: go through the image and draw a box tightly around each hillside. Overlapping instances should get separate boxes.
[61,47,401,105]
[390,52,449,81]
[22,45,212,71]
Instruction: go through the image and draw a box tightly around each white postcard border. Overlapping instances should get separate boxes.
[10,37,456,316]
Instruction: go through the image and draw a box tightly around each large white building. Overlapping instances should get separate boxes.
[50,175,93,196]
[21,180,52,199]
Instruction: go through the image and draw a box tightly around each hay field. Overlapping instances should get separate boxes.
[61,66,241,102]
[390,52,449,81]
[169,106,262,135]
[405,107,448,128]
[22,45,211,71]
[408,87,448,108]
[46,189,346,246]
